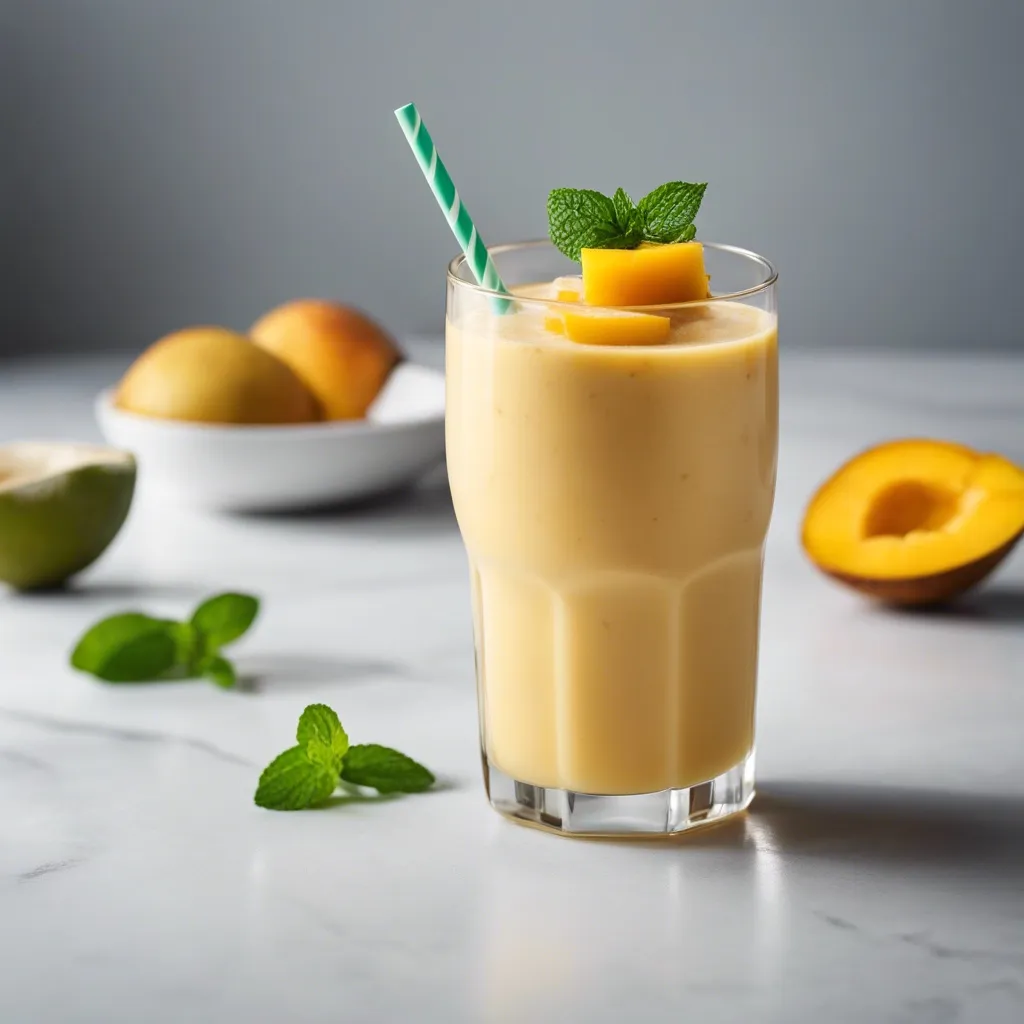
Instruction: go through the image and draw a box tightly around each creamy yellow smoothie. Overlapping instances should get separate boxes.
[447,291,778,796]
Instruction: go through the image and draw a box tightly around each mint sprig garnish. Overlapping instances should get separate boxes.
[254,703,435,810]
[70,592,259,687]
[547,180,707,262]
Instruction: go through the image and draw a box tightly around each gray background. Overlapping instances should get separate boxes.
[3,0,1023,357]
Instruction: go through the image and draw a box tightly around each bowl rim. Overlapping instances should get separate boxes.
[95,364,445,439]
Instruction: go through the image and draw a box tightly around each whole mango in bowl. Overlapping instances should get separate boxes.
[96,308,443,512]
[249,300,402,421]
[115,326,321,425]
[802,439,1024,606]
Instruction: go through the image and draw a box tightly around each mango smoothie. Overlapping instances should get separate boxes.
[447,285,778,799]
[392,99,778,830]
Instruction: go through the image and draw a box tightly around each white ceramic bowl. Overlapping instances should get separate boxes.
[96,362,446,512]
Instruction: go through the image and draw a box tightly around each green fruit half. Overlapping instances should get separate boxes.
[0,442,136,589]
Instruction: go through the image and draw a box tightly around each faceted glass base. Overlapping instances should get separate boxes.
[484,751,755,838]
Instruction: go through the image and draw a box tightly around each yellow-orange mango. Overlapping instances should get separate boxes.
[547,308,671,346]
[116,327,320,424]
[802,439,1024,605]
[250,301,401,421]
[581,242,710,307]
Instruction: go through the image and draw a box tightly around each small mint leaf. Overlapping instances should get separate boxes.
[547,188,629,262]
[296,703,349,772]
[70,613,181,683]
[612,188,634,229]
[191,592,260,651]
[612,187,644,246]
[254,746,338,810]
[199,654,236,689]
[340,743,435,794]
[638,182,706,243]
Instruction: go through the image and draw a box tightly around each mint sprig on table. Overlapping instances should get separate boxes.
[547,180,707,262]
[255,703,435,810]
[70,592,259,689]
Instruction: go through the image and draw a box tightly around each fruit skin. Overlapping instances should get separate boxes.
[250,301,402,421]
[0,446,136,590]
[581,242,710,307]
[801,439,1024,607]
[823,535,1021,607]
[116,326,321,425]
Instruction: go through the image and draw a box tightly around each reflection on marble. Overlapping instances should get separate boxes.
[1,349,1023,1023]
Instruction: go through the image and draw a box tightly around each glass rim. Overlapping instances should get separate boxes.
[447,238,778,310]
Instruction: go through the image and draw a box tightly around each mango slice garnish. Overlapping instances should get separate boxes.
[546,307,671,346]
[581,242,709,307]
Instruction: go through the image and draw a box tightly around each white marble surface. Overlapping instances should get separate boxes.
[2,345,1023,1024]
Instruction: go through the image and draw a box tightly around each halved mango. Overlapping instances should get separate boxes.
[581,242,709,307]
[802,439,1024,605]
[548,308,672,346]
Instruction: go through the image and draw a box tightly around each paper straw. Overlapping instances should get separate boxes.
[394,102,511,308]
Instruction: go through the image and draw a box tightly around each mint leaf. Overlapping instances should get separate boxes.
[191,592,259,651]
[611,187,644,242]
[548,188,636,262]
[297,703,349,772]
[340,743,436,794]
[548,181,706,261]
[254,704,435,811]
[254,746,338,810]
[199,654,236,689]
[91,632,179,683]
[638,181,706,243]
[70,613,180,682]
[71,593,256,687]
[610,187,634,231]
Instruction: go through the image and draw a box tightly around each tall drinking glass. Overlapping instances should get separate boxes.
[446,241,778,836]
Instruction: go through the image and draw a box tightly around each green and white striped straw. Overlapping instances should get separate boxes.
[394,102,511,308]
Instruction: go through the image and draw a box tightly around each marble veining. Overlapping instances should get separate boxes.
[0,348,1022,1023]
[19,858,85,883]
[0,706,257,768]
